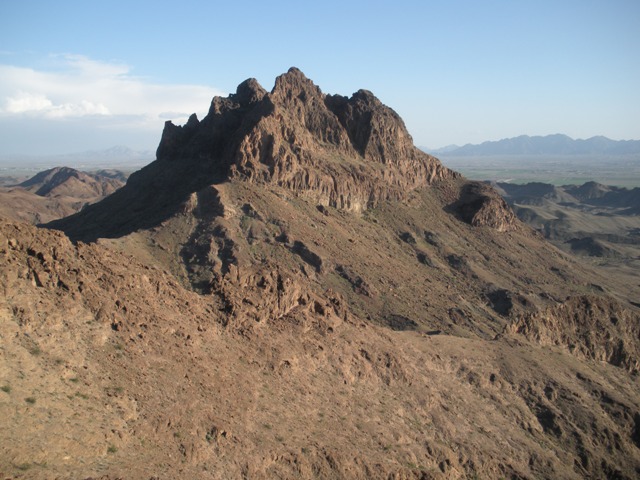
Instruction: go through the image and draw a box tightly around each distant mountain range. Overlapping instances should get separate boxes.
[426,134,640,156]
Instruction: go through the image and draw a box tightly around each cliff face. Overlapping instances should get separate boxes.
[451,182,519,232]
[506,295,640,373]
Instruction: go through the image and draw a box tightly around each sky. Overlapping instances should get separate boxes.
[0,0,639,157]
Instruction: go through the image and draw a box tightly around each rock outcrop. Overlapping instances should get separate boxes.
[506,295,640,373]
[451,182,519,231]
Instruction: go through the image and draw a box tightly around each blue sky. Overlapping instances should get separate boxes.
[1,0,639,156]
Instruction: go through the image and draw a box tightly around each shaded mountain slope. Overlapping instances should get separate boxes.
[1,68,637,479]
[491,181,578,205]
[499,180,640,212]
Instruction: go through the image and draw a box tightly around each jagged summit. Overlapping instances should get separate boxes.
[49,68,470,240]
[158,66,453,195]
[271,67,321,100]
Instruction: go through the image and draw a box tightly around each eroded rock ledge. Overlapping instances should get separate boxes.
[506,295,640,373]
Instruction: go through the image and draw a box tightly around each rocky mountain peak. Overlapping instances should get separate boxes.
[325,88,415,165]
[271,67,322,101]
[19,166,81,190]
[48,68,518,240]
[153,68,459,205]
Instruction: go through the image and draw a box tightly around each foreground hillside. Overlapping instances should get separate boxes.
[3,216,640,479]
[2,69,639,479]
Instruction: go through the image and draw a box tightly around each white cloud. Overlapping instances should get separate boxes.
[0,54,223,124]
[0,54,226,155]
[6,92,54,113]
[6,91,110,116]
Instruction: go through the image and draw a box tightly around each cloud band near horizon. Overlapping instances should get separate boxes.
[0,54,224,155]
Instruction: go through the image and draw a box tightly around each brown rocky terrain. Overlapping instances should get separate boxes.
[1,68,639,479]
[0,167,125,225]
